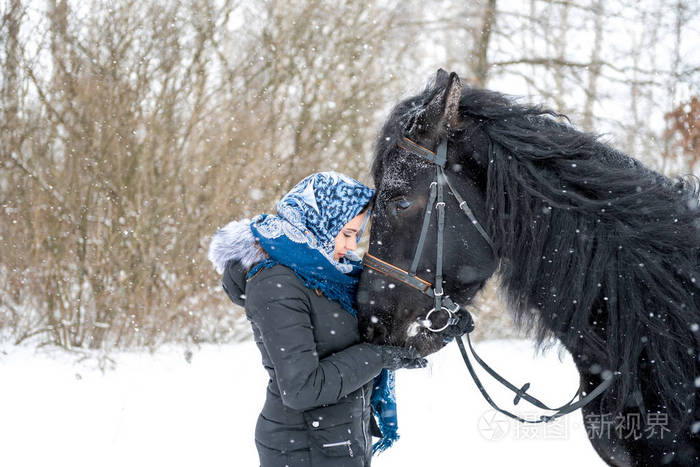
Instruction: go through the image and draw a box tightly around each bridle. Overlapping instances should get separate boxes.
[364,136,495,333]
[362,135,615,424]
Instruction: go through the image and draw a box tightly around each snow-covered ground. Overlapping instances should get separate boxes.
[1,339,606,466]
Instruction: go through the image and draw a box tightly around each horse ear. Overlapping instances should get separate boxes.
[411,71,463,138]
[435,68,450,87]
[443,72,462,129]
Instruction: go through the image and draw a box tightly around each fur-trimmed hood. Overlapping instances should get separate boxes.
[207,219,268,275]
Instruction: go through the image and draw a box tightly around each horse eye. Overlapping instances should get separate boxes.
[394,198,412,211]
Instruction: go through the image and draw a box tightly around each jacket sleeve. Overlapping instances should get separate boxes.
[221,259,248,307]
[245,270,385,412]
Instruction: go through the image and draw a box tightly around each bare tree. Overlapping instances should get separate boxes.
[664,96,700,174]
[2,0,699,349]
[472,0,497,86]
[581,0,604,131]
[0,0,422,350]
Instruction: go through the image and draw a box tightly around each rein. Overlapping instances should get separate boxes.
[363,136,615,424]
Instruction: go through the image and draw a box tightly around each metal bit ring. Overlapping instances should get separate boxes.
[423,306,457,332]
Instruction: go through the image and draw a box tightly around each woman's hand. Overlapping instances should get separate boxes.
[368,344,427,370]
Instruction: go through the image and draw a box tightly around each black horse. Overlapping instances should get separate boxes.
[356,69,700,466]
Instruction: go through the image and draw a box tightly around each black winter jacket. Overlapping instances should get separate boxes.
[222,259,385,467]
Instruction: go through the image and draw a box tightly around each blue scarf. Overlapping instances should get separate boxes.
[246,172,399,455]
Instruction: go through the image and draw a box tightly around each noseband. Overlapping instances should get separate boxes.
[362,135,615,424]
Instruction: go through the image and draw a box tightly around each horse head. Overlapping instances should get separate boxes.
[357,69,498,356]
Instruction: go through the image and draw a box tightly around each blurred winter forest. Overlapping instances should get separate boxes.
[1,0,699,351]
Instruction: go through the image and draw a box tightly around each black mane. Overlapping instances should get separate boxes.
[372,83,700,424]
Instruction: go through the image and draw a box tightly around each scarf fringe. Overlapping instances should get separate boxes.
[370,369,400,455]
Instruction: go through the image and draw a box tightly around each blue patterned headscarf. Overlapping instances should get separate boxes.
[247,171,399,455]
[248,172,373,313]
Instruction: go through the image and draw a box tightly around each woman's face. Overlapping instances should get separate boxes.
[333,211,367,261]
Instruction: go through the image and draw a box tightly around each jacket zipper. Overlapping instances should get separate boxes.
[318,385,368,459]
[360,385,368,458]
[322,440,354,458]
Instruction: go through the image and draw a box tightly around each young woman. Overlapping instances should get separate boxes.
[207,172,467,466]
